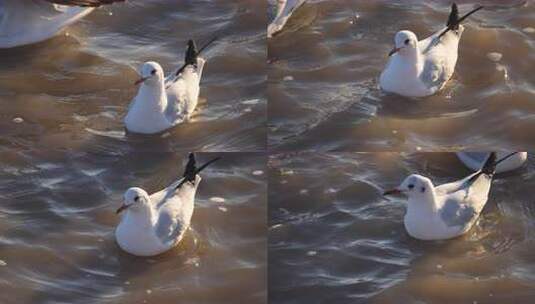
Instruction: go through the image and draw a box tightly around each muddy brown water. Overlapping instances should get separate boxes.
[0,152,267,303]
[0,1,266,303]
[268,0,535,152]
[0,0,267,153]
[269,152,535,304]
[2,0,535,303]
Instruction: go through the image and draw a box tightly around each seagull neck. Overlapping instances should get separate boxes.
[400,48,423,75]
[125,205,156,227]
[137,81,167,112]
[408,189,438,214]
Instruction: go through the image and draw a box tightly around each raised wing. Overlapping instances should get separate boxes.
[44,0,125,7]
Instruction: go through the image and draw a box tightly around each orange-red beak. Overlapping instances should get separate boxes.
[383,188,402,196]
[388,47,401,57]
[116,204,130,214]
[134,77,149,86]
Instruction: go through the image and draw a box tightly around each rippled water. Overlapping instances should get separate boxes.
[0,1,266,303]
[0,0,266,153]
[0,152,266,303]
[268,0,535,151]
[269,152,535,303]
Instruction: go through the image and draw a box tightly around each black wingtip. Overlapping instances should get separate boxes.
[195,156,222,175]
[176,154,221,190]
[184,39,198,67]
[447,3,460,29]
[183,152,197,183]
[175,36,217,77]
[481,152,497,175]
[439,4,484,39]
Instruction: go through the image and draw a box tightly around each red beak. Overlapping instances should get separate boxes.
[383,188,402,196]
[388,47,401,57]
[134,77,149,86]
[116,204,130,214]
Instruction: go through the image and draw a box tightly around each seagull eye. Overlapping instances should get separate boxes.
[421,187,426,193]
[151,70,156,75]
[134,196,140,202]
[408,184,414,190]
[404,39,410,45]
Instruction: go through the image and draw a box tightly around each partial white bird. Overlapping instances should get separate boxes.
[0,0,124,49]
[115,153,221,256]
[384,152,517,240]
[124,37,216,134]
[268,0,307,38]
[457,152,527,174]
[379,3,484,97]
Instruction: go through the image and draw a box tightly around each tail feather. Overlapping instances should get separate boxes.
[438,3,484,39]
[183,153,197,183]
[184,40,198,67]
[446,3,460,29]
[176,153,221,190]
[175,36,217,77]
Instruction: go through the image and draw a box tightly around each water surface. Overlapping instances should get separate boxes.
[0,0,266,152]
[0,152,267,303]
[269,152,535,303]
[268,0,535,151]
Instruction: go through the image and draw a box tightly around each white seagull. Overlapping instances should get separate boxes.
[268,0,307,38]
[0,0,124,49]
[457,152,527,174]
[379,3,484,97]
[115,153,221,256]
[384,152,517,240]
[124,37,216,134]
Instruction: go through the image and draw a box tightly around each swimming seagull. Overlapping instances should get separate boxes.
[0,0,124,48]
[124,37,217,134]
[379,3,484,97]
[268,0,307,38]
[384,152,518,240]
[457,152,527,174]
[115,153,221,256]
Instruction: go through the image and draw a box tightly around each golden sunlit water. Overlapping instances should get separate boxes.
[269,152,535,303]
[268,0,535,151]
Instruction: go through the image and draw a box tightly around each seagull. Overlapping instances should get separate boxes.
[383,152,518,240]
[379,3,484,97]
[457,152,527,174]
[115,153,221,256]
[0,0,124,49]
[268,0,307,38]
[124,37,216,134]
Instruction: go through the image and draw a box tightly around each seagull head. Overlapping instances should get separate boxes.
[384,174,433,199]
[389,30,418,57]
[134,61,164,86]
[116,187,150,214]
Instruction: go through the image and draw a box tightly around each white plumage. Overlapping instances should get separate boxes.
[380,4,483,97]
[384,153,510,240]
[124,59,205,134]
[268,0,307,38]
[115,153,219,256]
[0,0,122,48]
[457,152,527,174]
